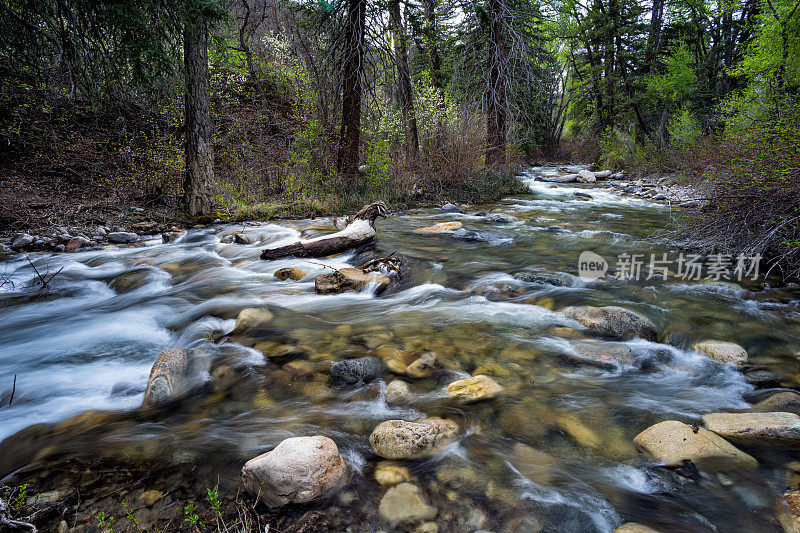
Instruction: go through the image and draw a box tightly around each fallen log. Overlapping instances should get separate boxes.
[260,201,388,260]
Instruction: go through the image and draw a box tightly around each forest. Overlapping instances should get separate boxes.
[1,0,799,272]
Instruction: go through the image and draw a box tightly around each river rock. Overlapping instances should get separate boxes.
[594,170,613,179]
[65,236,90,252]
[573,192,593,200]
[577,169,596,183]
[633,420,757,471]
[108,231,138,244]
[406,351,437,378]
[541,174,578,183]
[10,233,34,250]
[510,443,556,485]
[413,222,463,234]
[315,268,390,294]
[702,412,800,445]
[568,340,634,368]
[777,490,800,533]
[233,233,251,244]
[485,213,517,224]
[378,482,437,524]
[230,307,273,335]
[440,203,465,213]
[613,524,661,533]
[749,392,800,416]
[692,340,748,365]
[562,305,657,341]
[446,375,503,403]
[743,368,785,387]
[385,380,412,404]
[241,435,347,507]
[515,271,570,287]
[274,267,307,281]
[142,349,192,407]
[374,461,411,486]
[330,356,382,383]
[370,418,458,459]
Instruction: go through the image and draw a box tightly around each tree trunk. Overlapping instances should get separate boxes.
[389,0,419,159]
[260,202,388,260]
[183,16,215,216]
[421,0,444,90]
[486,0,507,169]
[336,0,367,178]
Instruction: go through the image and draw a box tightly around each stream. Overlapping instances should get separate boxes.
[2,166,800,531]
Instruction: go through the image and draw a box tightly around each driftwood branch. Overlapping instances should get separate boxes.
[0,497,38,533]
[260,201,388,260]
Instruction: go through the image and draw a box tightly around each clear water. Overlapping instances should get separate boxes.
[2,167,800,531]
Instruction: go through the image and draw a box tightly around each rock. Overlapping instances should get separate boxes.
[541,174,578,183]
[594,170,613,179]
[142,349,192,407]
[446,375,503,403]
[633,420,758,471]
[330,356,382,384]
[315,267,390,294]
[515,271,570,287]
[274,267,307,281]
[10,233,34,250]
[369,418,458,459]
[749,392,800,416]
[56,520,69,533]
[386,380,412,404]
[413,222,463,234]
[138,489,165,506]
[653,194,667,201]
[230,307,273,335]
[233,233,251,244]
[562,305,657,341]
[556,414,601,449]
[416,522,438,533]
[108,231,138,244]
[614,524,661,533]
[379,482,437,524]
[374,461,411,486]
[743,368,785,387]
[241,435,347,507]
[573,192,593,200]
[777,490,800,533]
[577,169,596,183]
[485,213,517,223]
[692,340,748,365]
[54,244,65,252]
[568,340,634,369]
[510,443,556,485]
[406,351,437,378]
[440,203,465,213]
[702,412,800,445]
[682,200,700,208]
[65,236,89,252]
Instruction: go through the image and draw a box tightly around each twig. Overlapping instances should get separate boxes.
[8,375,16,407]
[302,259,338,270]
[25,256,62,289]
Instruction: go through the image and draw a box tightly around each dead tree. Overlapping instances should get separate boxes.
[486,0,508,168]
[261,201,388,260]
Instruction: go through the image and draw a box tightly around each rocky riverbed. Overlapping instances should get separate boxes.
[2,166,800,532]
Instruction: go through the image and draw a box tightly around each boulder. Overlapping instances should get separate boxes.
[230,307,273,336]
[562,305,657,341]
[568,340,634,369]
[10,233,35,250]
[108,231,138,244]
[405,351,437,378]
[743,368,785,388]
[233,233,251,245]
[369,418,458,459]
[577,169,596,183]
[702,412,800,445]
[241,435,347,507]
[514,271,570,287]
[692,340,748,365]
[413,222,463,234]
[440,203,465,213]
[541,174,578,183]
[142,349,192,407]
[446,375,503,403]
[594,170,613,179]
[378,482,437,524]
[573,192,593,200]
[274,267,307,281]
[633,420,757,471]
[315,268,390,294]
[330,356,382,384]
[484,213,517,224]
[65,236,90,252]
[749,392,800,416]
[385,380,412,404]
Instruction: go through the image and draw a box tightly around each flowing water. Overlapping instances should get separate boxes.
[2,166,800,531]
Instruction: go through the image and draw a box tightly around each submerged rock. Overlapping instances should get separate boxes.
[370,418,458,459]
[568,340,634,369]
[514,271,570,287]
[777,490,800,533]
[413,222,463,234]
[330,356,382,384]
[485,213,517,224]
[374,461,411,486]
[446,375,503,403]
[405,351,437,378]
[562,305,657,341]
[241,435,347,507]
[142,349,192,407]
[692,340,748,365]
[229,307,273,336]
[633,420,757,471]
[315,268,390,294]
[702,412,800,445]
[378,482,437,524]
[274,267,307,281]
[385,380,412,404]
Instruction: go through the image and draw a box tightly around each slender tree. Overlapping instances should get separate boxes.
[336,0,367,178]
[389,0,420,159]
[486,0,508,168]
